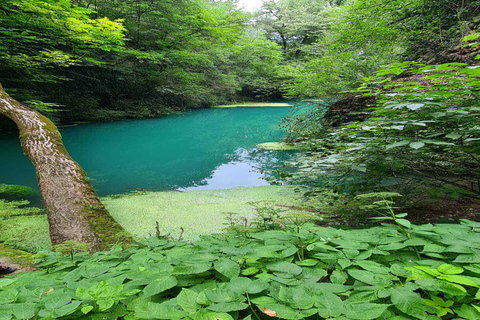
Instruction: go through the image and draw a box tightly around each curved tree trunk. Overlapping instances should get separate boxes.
[0,84,130,250]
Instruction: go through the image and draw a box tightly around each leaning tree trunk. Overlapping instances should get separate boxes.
[0,84,131,250]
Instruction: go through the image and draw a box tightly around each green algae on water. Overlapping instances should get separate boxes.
[102,186,307,241]
[256,142,306,151]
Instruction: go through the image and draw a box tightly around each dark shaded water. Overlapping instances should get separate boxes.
[0,107,295,203]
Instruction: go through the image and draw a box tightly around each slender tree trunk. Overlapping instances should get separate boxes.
[0,84,130,250]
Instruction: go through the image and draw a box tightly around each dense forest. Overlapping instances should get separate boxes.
[1,0,480,319]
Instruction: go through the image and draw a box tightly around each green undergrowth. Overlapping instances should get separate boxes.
[212,103,291,108]
[2,221,480,319]
[102,186,308,240]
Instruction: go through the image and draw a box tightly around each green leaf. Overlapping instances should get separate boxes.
[133,299,188,319]
[355,261,391,274]
[262,303,309,320]
[415,278,466,296]
[396,219,411,229]
[192,309,233,320]
[172,262,212,275]
[177,289,200,313]
[343,302,390,319]
[315,293,343,318]
[348,269,396,286]
[214,258,240,279]
[455,304,480,320]
[267,262,303,276]
[437,274,480,287]
[143,276,177,298]
[228,277,269,294]
[406,103,425,110]
[0,279,14,288]
[207,302,248,312]
[44,291,72,310]
[296,259,318,266]
[409,141,425,149]
[330,270,348,284]
[437,264,463,275]
[11,303,35,320]
[390,286,426,318]
[51,301,82,317]
[81,305,94,314]
[454,254,480,264]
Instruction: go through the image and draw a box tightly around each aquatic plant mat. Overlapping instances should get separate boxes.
[212,103,291,108]
[102,186,306,240]
[256,142,306,151]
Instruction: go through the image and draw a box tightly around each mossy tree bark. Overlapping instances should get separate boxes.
[0,84,130,250]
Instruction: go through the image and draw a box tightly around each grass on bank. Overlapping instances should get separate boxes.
[212,102,291,108]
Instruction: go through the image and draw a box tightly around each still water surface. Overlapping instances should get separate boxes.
[0,107,295,201]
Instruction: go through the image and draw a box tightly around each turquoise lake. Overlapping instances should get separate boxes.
[0,107,296,202]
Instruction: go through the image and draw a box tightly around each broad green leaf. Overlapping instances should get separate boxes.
[296,259,318,266]
[205,288,244,304]
[415,278,466,296]
[214,258,240,279]
[330,270,348,284]
[267,262,302,276]
[455,304,480,320]
[177,289,200,313]
[386,141,410,149]
[348,269,395,286]
[207,302,248,312]
[192,309,233,320]
[228,277,269,294]
[51,301,82,318]
[172,262,212,275]
[390,286,426,318]
[315,293,343,318]
[241,267,259,275]
[454,254,480,264]
[143,276,177,298]
[343,302,390,319]
[133,299,188,319]
[0,279,14,288]
[44,291,72,309]
[409,141,425,149]
[262,303,310,320]
[437,264,463,275]
[437,274,480,287]
[355,261,391,274]
[81,305,94,314]
[422,244,445,253]
[406,103,425,110]
[396,219,411,229]
[11,303,35,320]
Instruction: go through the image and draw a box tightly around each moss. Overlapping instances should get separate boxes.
[102,186,308,240]
[0,244,37,267]
[256,142,306,151]
[0,215,52,252]
[212,102,291,108]
[85,205,133,251]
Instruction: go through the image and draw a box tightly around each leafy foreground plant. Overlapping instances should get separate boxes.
[2,221,480,319]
